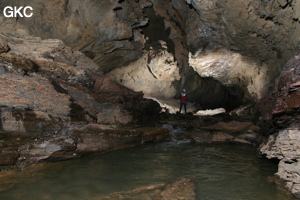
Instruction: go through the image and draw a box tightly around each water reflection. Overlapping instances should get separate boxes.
[0,142,297,200]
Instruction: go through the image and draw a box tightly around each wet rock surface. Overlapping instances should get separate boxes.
[1,124,169,168]
[190,120,260,145]
[159,109,261,145]
[96,178,195,200]
[73,124,170,155]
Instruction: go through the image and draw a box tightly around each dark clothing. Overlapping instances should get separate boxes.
[179,102,187,114]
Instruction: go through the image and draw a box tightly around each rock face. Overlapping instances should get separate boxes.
[259,55,300,197]
[0,31,168,170]
[186,0,300,65]
[0,0,146,73]
[272,56,300,119]
[185,0,300,107]
[188,49,274,100]
[260,124,300,197]
[0,0,169,75]
[1,0,298,110]
[108,49,180,99]
[0,31,161,125]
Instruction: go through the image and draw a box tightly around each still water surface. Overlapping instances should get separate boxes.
[0,142,297,200]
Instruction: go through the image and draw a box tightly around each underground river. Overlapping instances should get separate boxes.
[0,141,297,200]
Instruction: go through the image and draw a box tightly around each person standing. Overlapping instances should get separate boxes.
[179,89,187,114]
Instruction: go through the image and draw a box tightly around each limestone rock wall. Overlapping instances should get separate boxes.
[108,49,180,99]
[259,55,300,197]
[0,0,299,110]
[0,32,167,169]
[260,124,300,197]
[188,49,273,100]
[0,31,160,125]
[0,0,298,114]
[0,0,151,73]
[186,0,300,64]
[185,0,300,103]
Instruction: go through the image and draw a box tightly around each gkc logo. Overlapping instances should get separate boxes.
[3,6,33,18]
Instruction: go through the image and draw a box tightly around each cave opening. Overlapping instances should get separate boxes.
[183,73,246,111]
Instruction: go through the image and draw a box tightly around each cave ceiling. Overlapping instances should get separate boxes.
[0,0,299,110]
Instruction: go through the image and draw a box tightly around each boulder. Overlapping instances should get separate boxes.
[211,132,235,143]
[190,120,260,144]
[155,178,196,200]
[97,178,195,200]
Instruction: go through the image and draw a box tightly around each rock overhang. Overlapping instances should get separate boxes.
[0,0,299,112]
